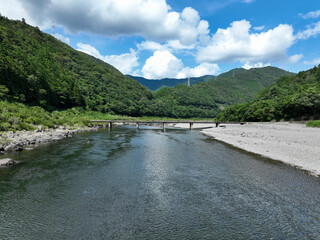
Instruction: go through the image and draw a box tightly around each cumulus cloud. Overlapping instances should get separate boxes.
[196,20,295,65]
[77,43,138,74]
[177,63,220,78]
[295,21,320,40]
[304,58,320,65]
[0,0,209,46]
[141,50,183,79]
[141,50,220,79]
[300,10,320,19]
[54,34,70,44]
[242,62,271,69]
[288,54,303,63]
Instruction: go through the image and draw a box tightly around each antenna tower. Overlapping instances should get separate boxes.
[188,77,190,87]
[52,20,55,35]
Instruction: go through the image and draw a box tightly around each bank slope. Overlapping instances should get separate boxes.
[217,66,320,121]
[0,16,153,116]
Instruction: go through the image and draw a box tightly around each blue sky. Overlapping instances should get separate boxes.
[1,0,320,79]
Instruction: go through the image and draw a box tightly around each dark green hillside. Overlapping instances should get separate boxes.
[217,66,320,122]
[152,66,293,118]
[129,75,214,91]
[0,16,152,116]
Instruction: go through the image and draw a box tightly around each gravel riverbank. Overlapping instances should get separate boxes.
[0,126,100,166]
[175,122,320,177]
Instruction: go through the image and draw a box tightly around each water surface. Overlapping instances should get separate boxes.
[0,126,319,239]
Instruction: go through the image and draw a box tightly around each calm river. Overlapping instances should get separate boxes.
[0,126,319,239]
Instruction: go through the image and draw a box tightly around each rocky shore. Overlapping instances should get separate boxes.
[0,126,100,166]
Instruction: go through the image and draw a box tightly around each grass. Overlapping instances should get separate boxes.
[307,120,320,128]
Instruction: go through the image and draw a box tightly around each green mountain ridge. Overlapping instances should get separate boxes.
[217,66,320,122]
[0,16,152,116]
[151,66,294,118]
[128,75,214,91]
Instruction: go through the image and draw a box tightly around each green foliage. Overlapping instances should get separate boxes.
[307,120,320,127]
[151,67,293,118]
[0,100,129,131]
[0,16,152,116]
[218,66,320,122]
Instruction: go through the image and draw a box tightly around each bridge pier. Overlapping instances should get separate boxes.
[162,122,166,131]
[190,123,193,130]
[108,122,112,129]
[136,123,139,129]
[216,122,219,127]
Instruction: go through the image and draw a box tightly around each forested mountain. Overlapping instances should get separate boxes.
[128,75,214,91]
[0,16,153,116]
[151,66,294,118]
[217,66,320,122]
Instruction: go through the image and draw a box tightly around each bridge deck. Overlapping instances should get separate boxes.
[90,120,245,130]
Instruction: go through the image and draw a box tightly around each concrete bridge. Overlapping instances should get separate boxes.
[90,120,245,130]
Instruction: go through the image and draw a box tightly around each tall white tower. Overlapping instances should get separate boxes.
[188,77,190,87]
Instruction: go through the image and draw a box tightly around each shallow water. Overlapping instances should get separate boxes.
[0,126,319,239]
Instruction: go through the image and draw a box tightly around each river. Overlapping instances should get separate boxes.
[0,126,319,239]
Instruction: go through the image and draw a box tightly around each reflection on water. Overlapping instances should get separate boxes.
[0,126,319,239]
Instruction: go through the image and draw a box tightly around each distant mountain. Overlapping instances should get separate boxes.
[151,66,294,118]
[128,75,214,91]
[217,66,320,122]
[0,16,152,116]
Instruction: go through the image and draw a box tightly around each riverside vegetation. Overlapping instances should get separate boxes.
[217,65,320,123]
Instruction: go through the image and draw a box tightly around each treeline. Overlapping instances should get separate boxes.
[217,66,320,121]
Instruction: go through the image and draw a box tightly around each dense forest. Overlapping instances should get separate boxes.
[151,66,293,118]
[217,66,320,122]
[0,16,153,116]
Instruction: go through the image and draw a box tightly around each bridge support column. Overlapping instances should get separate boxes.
[162,123,166,131]
[136,123,139,129]
[190,123,193,130]
[216,122,219,128]
[108,122,112,129]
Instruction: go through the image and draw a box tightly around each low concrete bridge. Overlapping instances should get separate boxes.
[90,120,245,130]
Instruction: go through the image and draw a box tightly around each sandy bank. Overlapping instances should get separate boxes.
[0,126,99,155]
[175,122,320,176]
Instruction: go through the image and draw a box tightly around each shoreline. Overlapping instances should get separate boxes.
[175,122,320,177]
[0,125,100,166]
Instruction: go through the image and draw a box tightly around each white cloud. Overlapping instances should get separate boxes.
[77,43,138,74]
[0,0,209,46]
[304,58,320,65]
[300,10,320,19]
[295,21,320,40]
[288,54,303,63]
[54,34,70,44]
[141,50,183,79]
[137,41,166,51]
[253,26,265,31]
[242,62,271,69]
[197,20,295,65]
[243,0,254,3]
[178,63,220,78]
[141,50,220,79]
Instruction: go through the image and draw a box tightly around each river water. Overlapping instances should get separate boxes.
[0,126,319,239]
